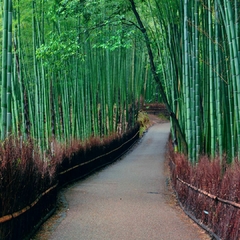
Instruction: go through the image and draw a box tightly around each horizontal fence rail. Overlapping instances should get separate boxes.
[59,130,139,176]
[176,177,240,209]
[0,183,58,224]
[170,158,240,240]
[142,104,169,116]
[0,130,139,226]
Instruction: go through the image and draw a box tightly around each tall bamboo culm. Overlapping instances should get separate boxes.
[1,0,155,152]
[144,0,240,162]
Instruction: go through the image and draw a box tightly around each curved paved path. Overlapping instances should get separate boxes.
[33,123,209,240]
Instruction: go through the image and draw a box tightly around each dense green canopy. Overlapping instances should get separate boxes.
[1,0,240,162]
[0,0,159,149]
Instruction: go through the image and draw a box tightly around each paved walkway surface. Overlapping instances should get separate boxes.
[33,123,209,240]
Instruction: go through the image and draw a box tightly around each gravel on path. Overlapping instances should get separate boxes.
[33,123,210,240]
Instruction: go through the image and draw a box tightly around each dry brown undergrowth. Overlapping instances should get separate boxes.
[167,139,240,240]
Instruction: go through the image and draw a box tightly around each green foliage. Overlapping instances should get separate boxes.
[92,28,135,50]
[36,31,83,67]
[137,111,150,137]
[158,113,169,121]
[0,0,164,151]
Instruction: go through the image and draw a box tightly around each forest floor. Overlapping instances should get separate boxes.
[32,117,210,240]
[147,113,169,125]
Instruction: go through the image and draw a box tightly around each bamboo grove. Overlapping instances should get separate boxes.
[1,0,240,163]
[137,0,240,162]
[0,0,160,151]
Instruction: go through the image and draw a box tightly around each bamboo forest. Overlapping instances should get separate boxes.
[1,0,240,239]
[1,0,240,162]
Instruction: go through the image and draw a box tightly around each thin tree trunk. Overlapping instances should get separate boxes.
[6,0,13,136]
[1,0,9,139]
[128,0,187,153]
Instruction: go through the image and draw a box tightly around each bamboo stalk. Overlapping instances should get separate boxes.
[1,0,9,139]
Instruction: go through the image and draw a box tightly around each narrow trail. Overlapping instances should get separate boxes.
[33,123,209,240]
